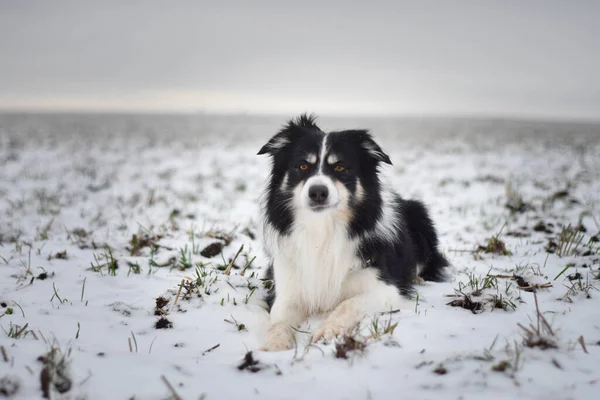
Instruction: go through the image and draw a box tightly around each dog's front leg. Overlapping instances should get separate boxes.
[313,273,403,342]
[312,296,365,342]
[262,296,307,352]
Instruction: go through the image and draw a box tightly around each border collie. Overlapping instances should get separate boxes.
[258,114,448,351]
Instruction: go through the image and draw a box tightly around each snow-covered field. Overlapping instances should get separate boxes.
[1,114,599,400]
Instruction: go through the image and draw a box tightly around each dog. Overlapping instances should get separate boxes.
[257,114,448,351]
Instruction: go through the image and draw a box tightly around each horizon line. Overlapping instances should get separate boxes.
[1,108,600,125]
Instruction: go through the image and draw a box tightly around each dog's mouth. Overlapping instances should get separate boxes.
[309,202,339,212]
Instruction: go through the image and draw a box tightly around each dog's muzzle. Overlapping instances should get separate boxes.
[301,176,340,212]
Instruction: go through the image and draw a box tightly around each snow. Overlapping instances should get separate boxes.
[1,114,599,400]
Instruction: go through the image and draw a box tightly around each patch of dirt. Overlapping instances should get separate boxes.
[491,360,511,372]
[110,302,137,317]
[518,293,558,350]
[476,237,511,256]
[447,295,484,314]
[335,335,367,359]
[512,275,531,290]
[53,250,68,260]
[504,185,534,213]
[415,360,434,369]
[491,274,551,292]
[545,239,559,254]
[567,272,583,281]
[237,351,261,372]
[127,233,165,256]
[37,272,49,280]
[242,228,256,240]
[523,336,558,350]
[69,228,91,248]
[475,175,505,184]
[200,242,224,258]
[504,203,535,214]
[0,375,20,397]
[551,189,570,200]
[533,221,554,234]
[38,349,72,399]
[155,317,173,329]
[433,364,448,375]
[71,228,88,238]
[506,231,530,238]
[154,296,170,316]
[547,189,581,206]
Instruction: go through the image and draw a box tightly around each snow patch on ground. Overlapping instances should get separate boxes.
[1,114,599,399]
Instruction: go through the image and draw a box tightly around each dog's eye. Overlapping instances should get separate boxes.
[299,163,309,171]
[334,165,346,172]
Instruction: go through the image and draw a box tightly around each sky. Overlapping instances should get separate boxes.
[1,0,599,119]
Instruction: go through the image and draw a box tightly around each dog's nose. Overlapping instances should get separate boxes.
[308,185,329,203]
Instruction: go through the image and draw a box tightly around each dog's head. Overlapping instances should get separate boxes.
[258,114,391,219]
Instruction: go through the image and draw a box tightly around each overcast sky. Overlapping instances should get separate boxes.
[1,1,599,119]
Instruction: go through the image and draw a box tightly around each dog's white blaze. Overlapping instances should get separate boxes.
[318,133,328,173]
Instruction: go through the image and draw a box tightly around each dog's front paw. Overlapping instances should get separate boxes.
[260,340,293,352]
[261,323,294,352]
[312,320,351,343]
[413,276,426,285]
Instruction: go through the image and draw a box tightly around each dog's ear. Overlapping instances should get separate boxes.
[257,113,320,156]
[257,131,293,155]
[356,131,392,165]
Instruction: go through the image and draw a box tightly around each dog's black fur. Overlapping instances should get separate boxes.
[259,114,448,309]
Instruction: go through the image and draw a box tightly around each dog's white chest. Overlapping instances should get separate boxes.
[274,213,362,314]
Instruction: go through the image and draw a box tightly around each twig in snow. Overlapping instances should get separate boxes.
[240,255,256,277]
[202,343,220,356]
[0,345,8,362]
[224,245,244,276]
[161,375,183,400]
[173,279,185,306]
[578,335,589,354]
